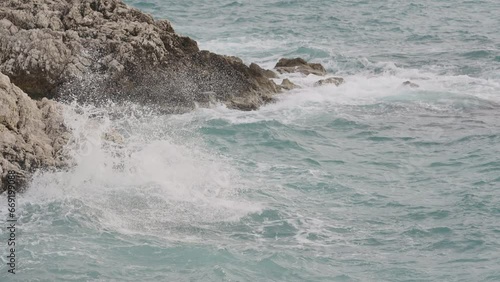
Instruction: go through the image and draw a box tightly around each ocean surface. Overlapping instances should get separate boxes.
[2,0,500,281]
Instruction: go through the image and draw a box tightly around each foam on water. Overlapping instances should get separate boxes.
[190,63,500,129]
[1,56,499,280]
[12,102,262,243]
[2,0,500,280]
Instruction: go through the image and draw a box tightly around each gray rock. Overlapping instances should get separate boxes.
[280,78,300,91]
[402,81,420,88]
[250,63,278,79]
[275,57,326,76]
[0,0,278,111]
[0,72,70,193]
[314,77,345,87]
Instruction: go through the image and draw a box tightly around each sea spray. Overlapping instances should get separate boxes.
[1,0,499,280]
[19,101,262,242]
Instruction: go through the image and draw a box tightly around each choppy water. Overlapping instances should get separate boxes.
[2,0,500,281]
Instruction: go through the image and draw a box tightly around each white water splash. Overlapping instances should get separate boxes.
[19,101,262,240]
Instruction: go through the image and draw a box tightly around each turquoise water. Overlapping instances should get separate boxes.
[1,1,500,281]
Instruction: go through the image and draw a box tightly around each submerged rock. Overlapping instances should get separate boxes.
[0,72,70,193]
[402,81,420,88]
[280,78,300,91]
[314,77,345,87]
[0,0,278,111]
[274,57,327,76]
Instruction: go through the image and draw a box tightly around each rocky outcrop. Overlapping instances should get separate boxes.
[314,77,344,87]
[249,63,278,79]
[274,58,326,76]
[0,72,70,192]
[280,78,300,90]
[0,0,278,111]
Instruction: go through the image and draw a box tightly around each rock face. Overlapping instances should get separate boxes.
[314,77,345,87]
[275,58,326,76]
[0,72,70,192]
[0,0,278,111]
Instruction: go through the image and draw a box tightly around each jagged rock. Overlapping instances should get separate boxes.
[0,71,70,193]
[250,63,278,79]
[0,0,278,111]
[402,81,420,88]
[280,78,300,91]
[274,57,326,76]
[314,77,344,87]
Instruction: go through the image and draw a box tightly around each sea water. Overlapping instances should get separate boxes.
[1,0,499,281]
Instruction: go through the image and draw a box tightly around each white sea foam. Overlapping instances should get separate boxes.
[16,101,262,241]
[3,58,498,246]
[185,63,500,129]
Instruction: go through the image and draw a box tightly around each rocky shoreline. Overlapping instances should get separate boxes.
[0,0,282,110]
[0,72,70,192]
[0,0,345,192]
